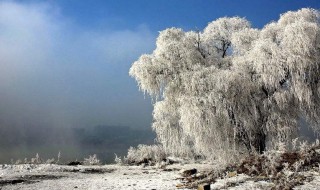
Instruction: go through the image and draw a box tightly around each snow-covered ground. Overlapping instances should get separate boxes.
[1,163,320,189]
[0,163,213,190]
[209,171,320,190]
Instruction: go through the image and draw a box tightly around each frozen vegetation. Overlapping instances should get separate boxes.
[2,8,320,190]
[130,7,320,189]
[130,8,320,162]
[2,145,320,190]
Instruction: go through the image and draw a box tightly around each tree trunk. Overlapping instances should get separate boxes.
[252,130,266,154]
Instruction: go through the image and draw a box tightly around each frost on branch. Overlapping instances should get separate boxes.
[130,8,320,162]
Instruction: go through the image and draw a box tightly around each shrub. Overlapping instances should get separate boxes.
[83,154,101,165]
[121,144,167,165]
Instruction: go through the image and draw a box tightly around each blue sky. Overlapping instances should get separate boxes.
[0,0,319,131]
[51,0,320,30]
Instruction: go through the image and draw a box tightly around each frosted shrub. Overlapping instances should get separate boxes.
[56,151,61,164]
[83,154,101,165]
[124,144,166,165]
[10,152,60,165]
[291,138,299,151]
[114,154,123,165]
[31,153,42,164]
[46,158,55,164]
[298,141,309,153]
[15,159,22,165]
[264,150,282,176]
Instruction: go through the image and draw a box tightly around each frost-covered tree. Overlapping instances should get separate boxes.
[130,8,320,160]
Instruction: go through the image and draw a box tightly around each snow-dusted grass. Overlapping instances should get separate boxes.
[3,141,320,189]
[207,170,320,190]
[160,141,320,189]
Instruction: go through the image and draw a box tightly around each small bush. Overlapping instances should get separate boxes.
[120,144,167,165]
[31,153,42,164]
[83,154,101,165]
[114,154,122,165]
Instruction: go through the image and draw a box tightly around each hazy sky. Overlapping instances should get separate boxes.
[0,0,319,130]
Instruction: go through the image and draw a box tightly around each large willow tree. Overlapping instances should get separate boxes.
[130,9,320,160]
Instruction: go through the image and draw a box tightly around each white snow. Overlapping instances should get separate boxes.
[0,163,213,190]
[1,163,320,189]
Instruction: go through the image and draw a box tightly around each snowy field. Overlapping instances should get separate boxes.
[0,163,212,190]
[1,163,320,190]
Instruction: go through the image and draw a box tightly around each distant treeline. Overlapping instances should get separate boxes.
[72,125,156,148]
[0,125,156,148]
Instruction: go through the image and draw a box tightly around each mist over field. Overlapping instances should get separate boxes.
[0,125,156,164]
[0,1,156,163]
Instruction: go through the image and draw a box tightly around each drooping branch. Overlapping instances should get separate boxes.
[130,8,320,161]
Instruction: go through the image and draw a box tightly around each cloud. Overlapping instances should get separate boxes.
[0,1,155,130]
